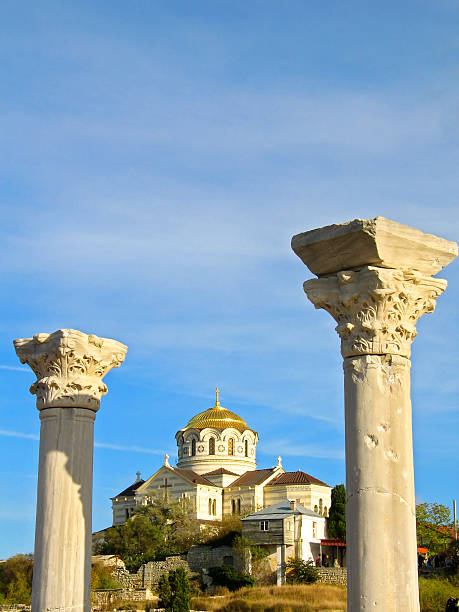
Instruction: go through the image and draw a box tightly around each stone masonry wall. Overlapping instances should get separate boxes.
[316,567,347,586]
[187,545,241,573]
[138,557,190,588]
[111,556,190,590]
[92,588,155,606]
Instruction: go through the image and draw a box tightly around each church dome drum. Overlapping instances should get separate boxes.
[175,388,258,475]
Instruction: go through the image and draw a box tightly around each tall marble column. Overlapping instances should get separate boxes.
[291,217,457,611]
[14,329,127,612]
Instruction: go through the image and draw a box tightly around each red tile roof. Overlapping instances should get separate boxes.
[226,468,277,488]
[266,470,329,487]
[202,467,239,476]
[173,468,215,486]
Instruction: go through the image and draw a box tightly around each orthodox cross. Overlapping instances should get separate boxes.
[160,477,173,500]
[215,387,220,407]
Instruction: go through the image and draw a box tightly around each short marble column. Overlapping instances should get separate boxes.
[291,217,457,611]
[14,329,127,612]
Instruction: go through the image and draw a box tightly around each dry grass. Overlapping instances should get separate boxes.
[191,584,347,611]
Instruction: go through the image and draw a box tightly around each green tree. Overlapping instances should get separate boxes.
[416,503,452,555]
[0,554,33,604]
[132,494,201,556]
[286,558,319,584]
[327,484,346,540]
[158,566,190,612]
[96,493,201,571]
[96,513,163,571]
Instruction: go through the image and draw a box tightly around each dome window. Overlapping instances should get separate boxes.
[209,437,215,455]
[244,440,248,457]
[191,439,196,456]
[228,438,234,456]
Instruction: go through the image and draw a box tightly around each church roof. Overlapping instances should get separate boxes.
[173,468,215,486]
[202,467,240,477]
[226,468,277,488]
[266,470,329,487]
[113,478,145,498]
[183,388,256,434]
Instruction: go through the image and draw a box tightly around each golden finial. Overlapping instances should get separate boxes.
[215,387,221,408]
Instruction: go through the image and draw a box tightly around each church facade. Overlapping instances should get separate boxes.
[111,389,331,526]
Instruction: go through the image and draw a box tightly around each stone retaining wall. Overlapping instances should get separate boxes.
[111,555,190,590]
[138,556,189,588]
[93,588,155,605]
[187,545,241,573]
[316,567,347,586]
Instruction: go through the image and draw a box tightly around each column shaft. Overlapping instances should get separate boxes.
[344,355,418,611]
[33,408,96,612]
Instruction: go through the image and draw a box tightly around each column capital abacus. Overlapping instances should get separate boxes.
[14,329,127,411]
[305,266,446,358]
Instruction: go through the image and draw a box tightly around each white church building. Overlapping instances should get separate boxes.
[111,389,331,526]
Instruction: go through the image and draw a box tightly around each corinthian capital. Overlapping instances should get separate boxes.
[14,329,127,411]
[292,217,457,359]
[305,267,446,358]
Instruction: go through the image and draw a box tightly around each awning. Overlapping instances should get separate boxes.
[321,539,346,547]
[417,547,428,554]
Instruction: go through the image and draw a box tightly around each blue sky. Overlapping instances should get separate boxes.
[0,0,458,558]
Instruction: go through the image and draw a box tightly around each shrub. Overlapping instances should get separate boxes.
[0,554,33,604]
[208,564,255,591]
[158,566,191,612]
[91,562,122,590]
[286,559,319,585]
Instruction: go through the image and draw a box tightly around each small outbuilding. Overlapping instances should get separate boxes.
[241,499,326,584]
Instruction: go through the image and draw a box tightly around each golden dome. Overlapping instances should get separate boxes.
[184,388,253,433]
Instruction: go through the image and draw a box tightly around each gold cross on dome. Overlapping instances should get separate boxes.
[215,387,220,407]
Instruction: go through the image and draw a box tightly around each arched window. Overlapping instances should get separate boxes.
[237,499,241,514]
[324,506,328,517]
[232,499,236,514]
[191,439,196,456]
[209,437,215,455]
[208,499,212,515]
[244,440,248,457]
[319,499,323,514]
[228,438,234,456]
[314,505,318,513]
[212,499,216,515]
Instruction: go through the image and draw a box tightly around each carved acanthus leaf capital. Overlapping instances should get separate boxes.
[14,329,128,411]
[304,267,447,359]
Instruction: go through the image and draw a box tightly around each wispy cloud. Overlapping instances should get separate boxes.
[94,442,173,456]
[0,365,29,373]
[0,430,39,441]
[0,430,172,457]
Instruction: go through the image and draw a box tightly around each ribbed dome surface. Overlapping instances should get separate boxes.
[185,406,250,432]
[184,388,254,433]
